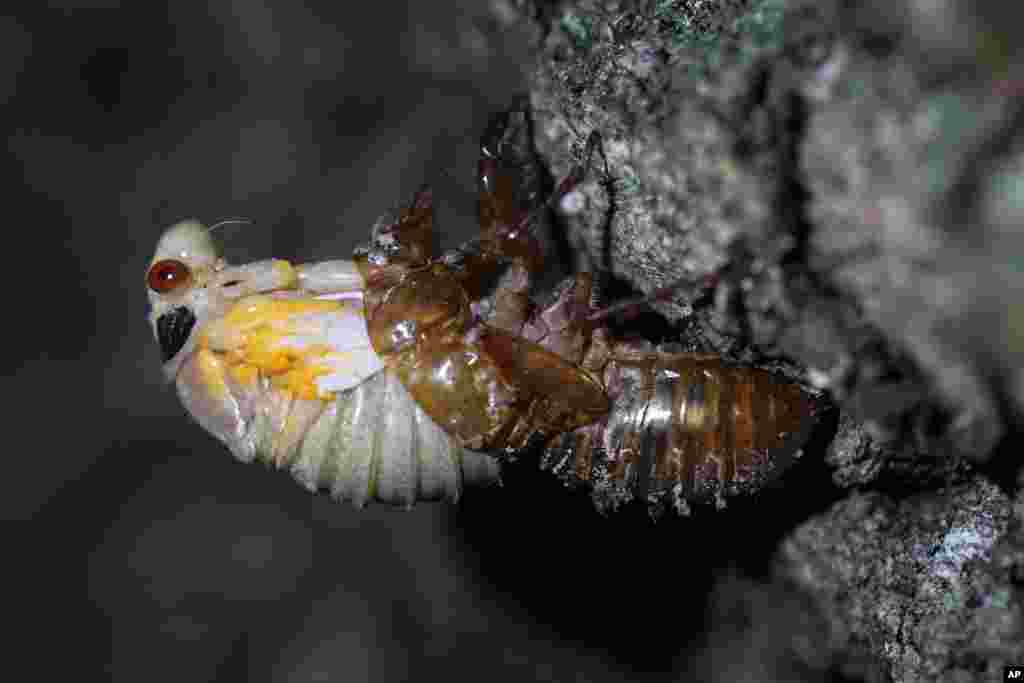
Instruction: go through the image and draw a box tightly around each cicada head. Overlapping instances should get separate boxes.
[146,220,284,380]
[144,221,219,373]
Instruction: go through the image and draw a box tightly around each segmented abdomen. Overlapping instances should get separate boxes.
[255,369,501,508]
[541,353,814,513]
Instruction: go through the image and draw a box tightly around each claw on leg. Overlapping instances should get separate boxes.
[477,127,603,276]
[468,104,549,290]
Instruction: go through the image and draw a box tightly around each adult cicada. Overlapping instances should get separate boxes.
[145,103,816,512]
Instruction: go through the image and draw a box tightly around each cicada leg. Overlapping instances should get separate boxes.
[461,102,604,344]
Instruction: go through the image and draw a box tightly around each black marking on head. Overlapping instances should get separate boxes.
[156,306,197,361]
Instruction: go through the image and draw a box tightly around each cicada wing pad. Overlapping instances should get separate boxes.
[358,248,611,452]
[363,267,472,355]
[391,341,520,451]
[388,327,611,453]
[355,210,517,450]
[477,327,610,441]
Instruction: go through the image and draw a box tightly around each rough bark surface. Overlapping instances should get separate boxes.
[490,0,1024,679]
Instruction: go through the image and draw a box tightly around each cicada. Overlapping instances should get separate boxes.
[146,104,816,511]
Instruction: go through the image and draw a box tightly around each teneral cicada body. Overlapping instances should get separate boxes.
[146,101,819,513]
[145,221,499,508]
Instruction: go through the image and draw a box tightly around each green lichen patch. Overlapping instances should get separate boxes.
[733,0,785,53]
[652,0,786,77]
[559,10,596,51]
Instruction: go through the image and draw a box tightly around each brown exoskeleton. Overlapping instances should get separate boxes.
[145,102,816,513]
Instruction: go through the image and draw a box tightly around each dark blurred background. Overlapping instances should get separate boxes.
[4,2,842,681]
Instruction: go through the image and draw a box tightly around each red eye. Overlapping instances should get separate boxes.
[147,259,191,293]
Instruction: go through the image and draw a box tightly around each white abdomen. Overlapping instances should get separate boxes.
[272,369,501,508]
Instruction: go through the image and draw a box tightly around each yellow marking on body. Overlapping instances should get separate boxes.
[272,259,299,289]
[272,364,329,400]
[204,296,346,401]
[229,363,259,385]
[195,348,231,399]
[219,295,342,328]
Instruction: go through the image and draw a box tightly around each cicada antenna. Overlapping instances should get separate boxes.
[206,217,254,233]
